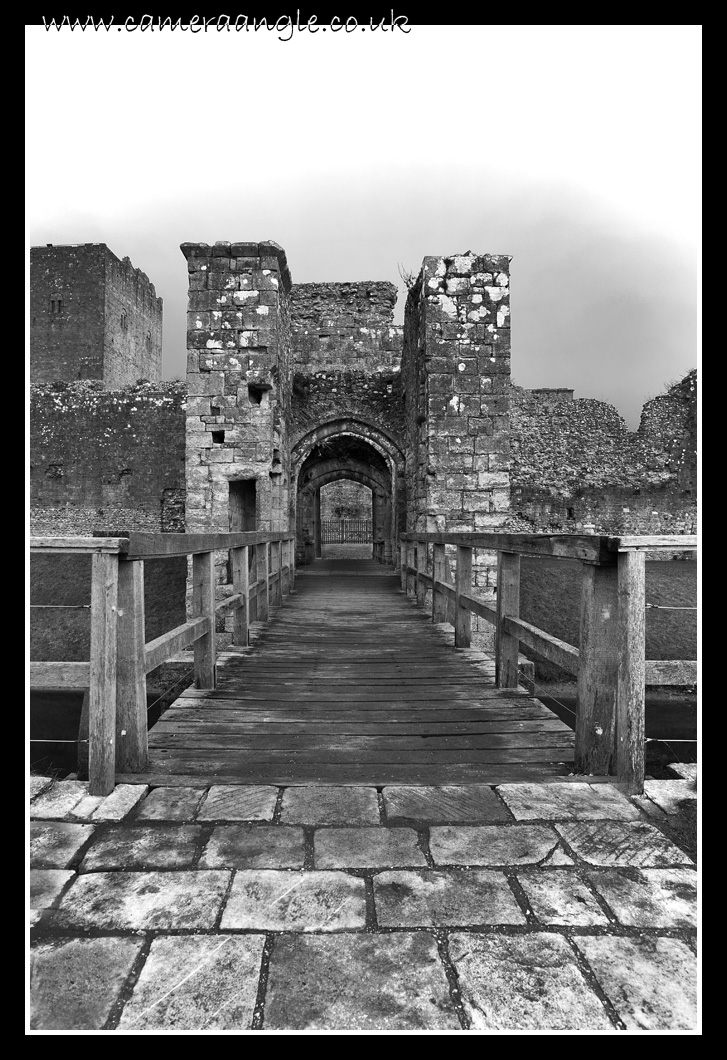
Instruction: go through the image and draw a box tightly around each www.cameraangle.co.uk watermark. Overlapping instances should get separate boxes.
[41,13,412,41]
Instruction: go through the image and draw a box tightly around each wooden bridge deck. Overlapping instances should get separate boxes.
[134,559,575,786]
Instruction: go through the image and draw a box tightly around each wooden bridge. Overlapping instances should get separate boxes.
[29,531,697,797]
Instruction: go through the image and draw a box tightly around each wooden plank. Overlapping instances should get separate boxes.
[274,540,283,607]
[192,551,216,689]
[616,550,646,794]
[145,747,572,765]
[432,543,447,623]
[150,732,575,751]
[416,541,427,605]
[496,552,521,688]
[644,660,698,685]
[257,541,270,623]
[215,593,244,617]
[144,617,211,673]
[125,531,294,559]
[402,532,613,564]
[151,719,573,735]
[29,537,128,554]
[575,563,617,776]
[116,558,148,773]
[29,662,91,689]
[116,765,577,787]
[455,546,472,648]
[501,617,580,676]
[608,535,698,552]
[88,552,118,796]
[459,593,496,624]
[400,541,407,591]
[230,545,249,646]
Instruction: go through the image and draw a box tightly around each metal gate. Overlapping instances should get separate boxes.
[321,519,373,544]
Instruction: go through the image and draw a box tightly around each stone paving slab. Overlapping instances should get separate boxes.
[374,869,525,927]
[52,870,231,931]
[555,820,693,867]
[497,783,641,821]
[429,824,561,866]
[135,786,207,821]
[29,776,53,800]
[79,825,203,871]
[587,868,697,928]
[30,937,144,1029]
[669,763,697,783]
[264,933,460,1030]
[382,784,510,823]
[200,825,305,869]
[448,932,613,1030]
[117,935,265,1030]
[279,786,380,825]
[30,870,76,909]
[196,785,278,821]
[29,781,89,820]
[88,784,149,821]
[314,827,426,869]
[221,870,366,931]
[575,936,698,1029]
[69,795,106,820]
[517,870,610,926]
[643,780,698,815]
[30,821,95,868]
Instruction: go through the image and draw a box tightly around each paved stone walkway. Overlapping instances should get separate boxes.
[29,775,698,1031]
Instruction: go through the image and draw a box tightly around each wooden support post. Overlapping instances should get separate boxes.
[616,550,646,793]
[432,543,447,623]
[455,545,472,648]
[400,541,407,590]
[248,544,258,623]
[575,561,618,776]
[258,540,270,622]
[88,552,119,796]
[115,558,148,773]
[192,550,216,689]
[416,541,427,605]
[288,538,296,592]
[231,545,249,646]
[275,540,283,606]
[407,541,415,595]
[496,551,521,688]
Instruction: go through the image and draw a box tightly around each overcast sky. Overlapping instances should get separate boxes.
[26,23,701,427]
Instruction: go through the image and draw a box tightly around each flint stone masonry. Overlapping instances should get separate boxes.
[374,869,525,927]
[117,935,265,1031]
[220,870,366,931]
[264,933,460,1031]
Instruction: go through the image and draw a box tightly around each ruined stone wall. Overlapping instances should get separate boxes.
[508,371,697,536]
[291,282,402,371]
[30,244,163,387]
[320,480,372,520]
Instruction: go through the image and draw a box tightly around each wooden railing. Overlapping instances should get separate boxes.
[29,531,296,796]
[400,532,698,793]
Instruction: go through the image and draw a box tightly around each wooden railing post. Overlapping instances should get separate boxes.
[193,550,216,689]
[575,561,618,775]
[88,552,119,796]
[407,541,416,595]
[496,551,521,688]
[415,540,427,605]
[400,540,407,590]
[274,539,283,606]
[455,545,472,648]
[616,550,646,793]
[231,545,249,646]
[248,544,259,623]
[115,558,148,773]
[432,543,447,623]
[258,540,270,622]
[288,537,296,592]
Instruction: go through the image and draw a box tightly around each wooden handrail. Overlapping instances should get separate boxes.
[400,532,697,794]
[30,531,297,795]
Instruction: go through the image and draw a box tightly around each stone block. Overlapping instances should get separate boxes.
[497,782,641,821]
[374,869,525,927]
[91,784,148,821]
[29,776,53,800]
[220,870,366,931]
[643,779,697,814]
[264,933,459,1030]
[135,787,208,821]
[30,781,89,820]
[196,785,278,821]
[517,870,609,925]
[30,869,75,909]
[555,820,693,867]
[587,867,697,928]
[280,785,380,825]
[429,824,561,866]
[30,821,94,868]
[314,827,426,869]
[200,824,305,868]
[383,785,510,824]
[79,825,202,871]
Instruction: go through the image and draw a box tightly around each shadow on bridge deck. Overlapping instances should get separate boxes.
[136,559,575,786]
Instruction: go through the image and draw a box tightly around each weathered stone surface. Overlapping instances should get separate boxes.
[91,784,149,821]
[30,937,144,1029]
[118,935,265,1030]
[374,869,525,927]
[79,825,202,871]
[497,782,641,821]
[29,775,53,800]
[29,781,89,820]
[30,821,94,868]
[30,869,75,909]
[429,824,560,866]
[69,795,105,820]
[53,871,230,930]
[280,786,380,826]
[588,868,697,928]
[575,936,698,1029]
[135,786,207,821]
[382,784,509,823]
[200,825,305,869]
[196,785,278,821]
[448,932,612,1030]
[643,779,697,815]
[314,827,426,869]
[221,870,365,931]
[669,763,697,783]
[555,821,693,867]
[265,933,459,1030]
[517,870,609,926]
